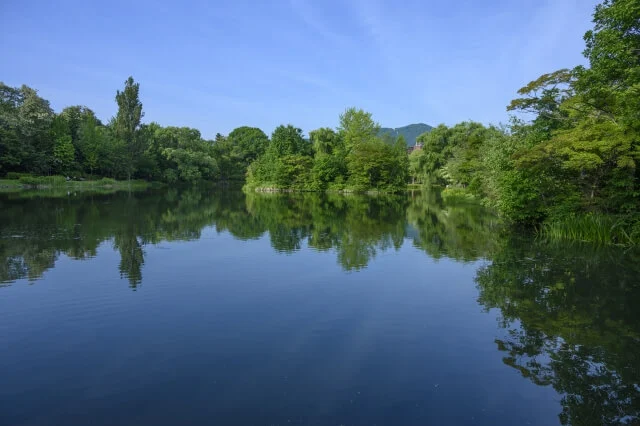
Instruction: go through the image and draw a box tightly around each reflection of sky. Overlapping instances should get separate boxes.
[1,229,560,425]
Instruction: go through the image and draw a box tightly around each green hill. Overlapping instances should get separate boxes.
[379,123,433,147]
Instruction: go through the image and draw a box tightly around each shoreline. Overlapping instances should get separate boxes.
[0,178,154,193]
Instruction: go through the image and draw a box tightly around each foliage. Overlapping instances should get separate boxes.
[99,177,116,185]
[53,135,75,174]
[339,107,380,153]
[146,126,219,183]
[77,114,102,176]
[246,110,408,192]
[115,76,144,179]
[212,127,269,182]
[0,82,425,196]
[409,122,501,190]
[227,126,270,166]
[497,0,639,238]
[310,127,342,156]
[0,83,55,175]
[346,137,407,192]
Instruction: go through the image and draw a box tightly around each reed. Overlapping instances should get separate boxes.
[538,214,639,246]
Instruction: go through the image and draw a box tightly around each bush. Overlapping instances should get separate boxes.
[18,176,43,186]
[50,175,67,186]
[99,177,116,185]
[18,175,68,187]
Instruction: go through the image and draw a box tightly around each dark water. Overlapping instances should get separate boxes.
[1,188,639,426]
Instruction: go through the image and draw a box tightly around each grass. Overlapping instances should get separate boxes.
[0,175,152,193]
[538,214,640,247]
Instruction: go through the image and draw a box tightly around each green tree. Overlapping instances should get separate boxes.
[60,106,100,143]
[412,125,453,185]
[338,107,380,153]
[347,139,404,192]
[77,114,103,176]
[211,133,238,182]
[212,127,269,182]
[146,126,218,183]
[392,135,409,187]
[268,124,309,157]
[501,0,640,223]
[227,126,269,167]
[115,76,144,180]
[0,83,55,175]
[310,127,342,156]
[53,135,75,175]
[408,149,423,184]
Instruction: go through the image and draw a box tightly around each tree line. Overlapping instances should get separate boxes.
[1,78,408,191]
[0,76,275,184]
[246,108,408,192]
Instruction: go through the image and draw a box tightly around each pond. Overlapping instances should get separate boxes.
[1,188,638,425]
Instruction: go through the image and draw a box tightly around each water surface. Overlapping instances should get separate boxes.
[1,189,638,425]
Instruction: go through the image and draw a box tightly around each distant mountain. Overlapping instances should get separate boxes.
[379,123,433,147]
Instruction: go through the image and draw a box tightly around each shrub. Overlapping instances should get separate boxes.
[99,177,116,185]
[50,175,67,186]
[19,175,68,187]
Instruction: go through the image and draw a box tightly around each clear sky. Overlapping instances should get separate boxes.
[1,0,599,138]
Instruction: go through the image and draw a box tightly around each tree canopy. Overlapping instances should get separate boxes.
[245,109,409,192]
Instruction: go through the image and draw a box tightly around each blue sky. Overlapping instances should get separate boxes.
[2,0,598,138]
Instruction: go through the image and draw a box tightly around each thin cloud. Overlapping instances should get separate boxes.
[288,0,353,46]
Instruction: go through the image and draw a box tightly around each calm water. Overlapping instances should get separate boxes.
[1,188,639,426]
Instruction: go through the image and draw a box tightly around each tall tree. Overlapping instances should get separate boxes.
[77,114,102,176]
[338,107,380,153]
[115,76,144,180]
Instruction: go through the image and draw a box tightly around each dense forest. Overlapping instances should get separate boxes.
[1,0,638,243]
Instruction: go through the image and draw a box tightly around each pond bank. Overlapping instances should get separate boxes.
[0,177,155,193]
